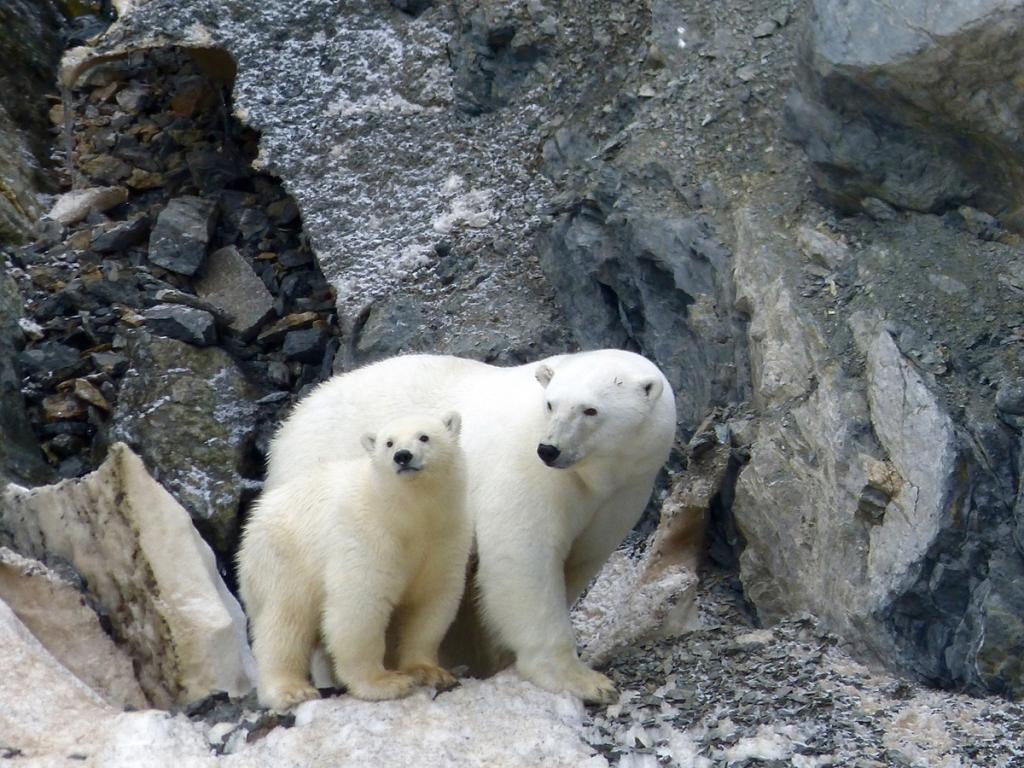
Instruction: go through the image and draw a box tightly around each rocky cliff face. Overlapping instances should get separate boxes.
[0,0,65,242]
[0,0,1022,754]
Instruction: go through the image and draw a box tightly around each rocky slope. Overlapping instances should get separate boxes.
[0,0,1023,763]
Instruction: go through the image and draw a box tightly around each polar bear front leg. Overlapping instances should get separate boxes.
[251,597,320,711]
[394,556,465,690]
[322,571,417,701]
[478,544,618,704]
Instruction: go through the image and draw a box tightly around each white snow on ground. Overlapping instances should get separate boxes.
[221,672,606,768]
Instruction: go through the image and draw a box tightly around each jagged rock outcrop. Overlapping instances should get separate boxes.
[730,173,1024,698]
[2,443,255,707]
[0,0,64,242]
[786,0,1024,230]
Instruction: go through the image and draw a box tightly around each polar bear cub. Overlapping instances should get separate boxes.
[237,412,469,709]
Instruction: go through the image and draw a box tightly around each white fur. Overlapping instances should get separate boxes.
[264,350,676,703]
[238,413,469,709]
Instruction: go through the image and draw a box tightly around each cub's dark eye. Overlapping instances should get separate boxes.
[419,435,429,443]
[385,440,394,448]
[583,407,598,416]
[546,402,553,411]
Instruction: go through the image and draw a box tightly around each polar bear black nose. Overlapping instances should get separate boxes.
[393,449,413,466]
[537,443,561,465]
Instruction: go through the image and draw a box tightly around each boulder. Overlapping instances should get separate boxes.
[0,547,147,709]
[69,0,573,369]
[1,443,255,708]
[107,332,262,554]
[786,0,1024,230]
[730,176,1024,698]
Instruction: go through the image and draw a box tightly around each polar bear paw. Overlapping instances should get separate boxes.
[261,678,319,711]
[347,670,418,701]
[517,656,619,705]
[402,663,458,691]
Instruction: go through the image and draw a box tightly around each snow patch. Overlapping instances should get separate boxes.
[432,189,495,234]
[228,672,606,767]
[573,547,697,665]
[719,724,796,763]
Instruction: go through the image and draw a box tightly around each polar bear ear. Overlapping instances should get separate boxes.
[442,411,462,439]
[360,432,377,454]
[638,376,663,402]
[535,363,555,388]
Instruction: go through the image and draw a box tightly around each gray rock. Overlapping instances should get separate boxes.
[194,245,275,341]
[390,0,432,15]
[147,196,218,276]
[730,178,1024,698]
[786,0,1024,229]
[537,185,749,432]
[107,332,262,554]
[17,342,86,382]
[996,380,1024,416]
[448,2,548,114]
[75,0,571,371]
[143,303,218,346]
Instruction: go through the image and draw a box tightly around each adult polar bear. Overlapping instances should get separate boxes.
[265,349,676,703]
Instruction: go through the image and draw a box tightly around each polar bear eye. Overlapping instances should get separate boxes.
[546,401,552,412]
[419,434,429,443]
[385,440,394,448]
[583,407,598,416]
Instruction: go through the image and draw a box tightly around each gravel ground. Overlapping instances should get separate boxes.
[580,571,1024,768]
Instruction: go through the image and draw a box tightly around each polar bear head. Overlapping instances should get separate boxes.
[534,352,667,470]
[360,412,462,477]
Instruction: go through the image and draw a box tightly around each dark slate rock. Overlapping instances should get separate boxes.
[91,214,151,253]
[143,303,217,346]
[276,249,312,269]
[448,2,547,114]
[282,327,327,364]
[17,341,84,380]
[147,196,218,275]
[106,331,262,554]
